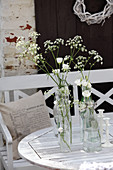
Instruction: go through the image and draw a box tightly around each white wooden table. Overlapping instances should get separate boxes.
[18,115,113,170]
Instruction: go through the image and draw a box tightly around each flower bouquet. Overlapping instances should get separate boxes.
[16,31,103,152]
[74,50,103,152]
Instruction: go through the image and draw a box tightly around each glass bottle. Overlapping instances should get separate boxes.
[79,102,86,142]
[83,101,101,152]
[79,85,92,142]
[54,86,72,152]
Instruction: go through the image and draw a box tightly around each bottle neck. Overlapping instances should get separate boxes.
[81,95,92,103]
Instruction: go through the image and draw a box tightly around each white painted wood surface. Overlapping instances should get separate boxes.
[18,116,113,170]
[0,69,113,91]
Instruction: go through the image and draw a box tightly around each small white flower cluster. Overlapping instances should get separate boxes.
[62,63,70,71]
[74,79,91,98]
[54,38,64,45]
[52,69,60,74]
[74,50,103,72]
[74,79,91,88]
[59,86,70,95]
[16,36,25,49]
[89,50,103,65]
[82,79,91,88]
[54,86,71,110]
[16,31,42,63]
[74,56,87,70]
[74,49,103,99]
[44,38,64,53]
[52,57,70,87]
[82,90,91,98]
[64,55,70,61]
[33,54,43,64]
[57,56,72,71]
[56,57,70,71]
[58,127,63,133]
[16,31,103,91]
[29,31,40,41]
[78,99,94,113]
[65,35,87,52]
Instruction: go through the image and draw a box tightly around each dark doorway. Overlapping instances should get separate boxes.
[34,0,113,113]
[34,0,113,69]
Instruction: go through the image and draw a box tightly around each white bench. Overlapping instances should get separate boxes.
[0,72,78,170]
[0,69,113,170]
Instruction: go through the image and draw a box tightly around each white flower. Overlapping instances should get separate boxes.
[68,100,71,104]
[64,86,69,91]
[56,57,63,64]
[54,38,64,45]
[87,82,91,88]
[52,69,60,74]
[82,79,87,87]
[64,55,70,61]
[89,50,98,55]
[58,127,63,133]
[62,63,70,70]
[74,79,81,86]
[82,90,91,98]
[54,100,57,105]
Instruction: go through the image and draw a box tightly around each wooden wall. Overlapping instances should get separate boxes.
[34,0,113,112]
[34,0,113,69]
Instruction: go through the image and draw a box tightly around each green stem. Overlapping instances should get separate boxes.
[58,94,72,150]
[88,59,97,79]
[65,101,72,144]
[70,121,72,144]
[73,48,80,58]
[40,60,64,88]
[72,47,76,56]
[60,109,71,151]
[80,69,84,79]
[84,54,93,69]
[51,50,58,68]
[44,60,54,70]
[36,63,59,86]
[60,132,71,150]
[56,45,60,58]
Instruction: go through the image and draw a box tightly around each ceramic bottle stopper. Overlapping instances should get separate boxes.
[102,117,113,147]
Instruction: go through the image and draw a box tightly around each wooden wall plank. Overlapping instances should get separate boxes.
[34,0,57,41]
[76,17,113,69]
[56,0,76,39]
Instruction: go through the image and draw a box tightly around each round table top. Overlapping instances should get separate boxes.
[18,118,113,170]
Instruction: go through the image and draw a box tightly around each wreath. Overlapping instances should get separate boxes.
[73,0,113,25]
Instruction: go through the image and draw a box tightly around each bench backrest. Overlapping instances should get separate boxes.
[85,69,113,113]
[0,68,112,116]
[0,72,79,119]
